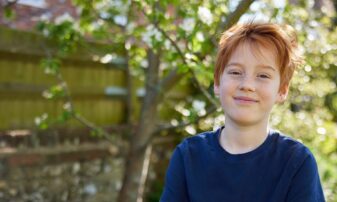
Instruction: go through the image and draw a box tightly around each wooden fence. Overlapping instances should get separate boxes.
[0,26,135,131]
[0,26,191,131]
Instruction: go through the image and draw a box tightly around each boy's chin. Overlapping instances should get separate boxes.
[225,116,266,127]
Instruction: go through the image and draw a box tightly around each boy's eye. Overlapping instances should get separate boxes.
[228,71,242,75]
[258,74,271,79]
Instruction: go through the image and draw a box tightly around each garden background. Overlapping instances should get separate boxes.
[0,0,336,201]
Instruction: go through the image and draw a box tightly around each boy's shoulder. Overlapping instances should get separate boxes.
[271,129,314,160]
[176,127,220,151]
[272,128,309,148]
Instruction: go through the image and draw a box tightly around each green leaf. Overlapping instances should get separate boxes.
[40,58,61,75]
[4,7,15,20]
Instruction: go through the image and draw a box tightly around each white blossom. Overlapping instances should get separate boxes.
[141,26,153,45]
[181,109,190,116]
[83,183,97,195]
[192,100,206,111]
[193,100,206,116]
[180,18,195,33]
[63,102,72,111]
[164,40,172,50]
[198,7,213,25]
[304,65,312,72]
[100,54,113,64]
[140,60,148,68]
[170,119,178,126]
[196,32,205,42]
[141,25,162,47]
[177,41,186,52]
[317,127,326,135]
[100,11,110,19]
[73,21,81,33]
[34,113,48,126]
[95,1,107,10]
[42,29,49,37]
[175,104,190,116]
[154,30,162,41]
[40,12,52,21]
[185,125,196,135]
[137,88,146,97]
[272,0,286,8]
[42,89,53,98]
[185,53,194,60]
[114,15,127,26]
[126,22,135,32]
[54,12,74,25]
[90,20,104,31]
[203,55,212,67]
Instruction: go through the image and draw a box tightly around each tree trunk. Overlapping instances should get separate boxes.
[117,49,160,202]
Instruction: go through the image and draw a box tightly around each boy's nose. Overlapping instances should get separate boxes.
[239,76,256,92]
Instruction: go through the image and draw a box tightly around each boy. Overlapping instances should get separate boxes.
[160,22,325,202]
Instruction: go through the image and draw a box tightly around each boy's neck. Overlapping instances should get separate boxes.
[219,120,270,155]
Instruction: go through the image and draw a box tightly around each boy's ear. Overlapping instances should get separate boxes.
[214,83,220,96]
[276,84,289,104]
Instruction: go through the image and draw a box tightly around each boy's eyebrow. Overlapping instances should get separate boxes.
[226,62,276,71]
[259,65,277,72]
[225,62,245,68]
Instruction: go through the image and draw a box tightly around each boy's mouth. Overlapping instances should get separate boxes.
[233,96,259,103]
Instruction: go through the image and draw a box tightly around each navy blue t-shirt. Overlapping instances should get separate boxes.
[160,126,325,202]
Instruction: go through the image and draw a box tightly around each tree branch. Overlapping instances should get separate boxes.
[72,112,115,143]
[142,104,217,147]
[139,9,185,96]
[211,0,256,45]
[143,11,219,108]
[41,45,115,144]
[55,71,115,144]
[190,71,220,107]
[155,105,217,133]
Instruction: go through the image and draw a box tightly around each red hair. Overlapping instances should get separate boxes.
[214,22,302,93]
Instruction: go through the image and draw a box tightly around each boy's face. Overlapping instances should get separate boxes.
[214,42,288,126]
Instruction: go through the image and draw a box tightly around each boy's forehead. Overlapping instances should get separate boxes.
[228,42,279,69]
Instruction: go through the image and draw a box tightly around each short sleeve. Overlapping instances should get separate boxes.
[160,146,189,202]
[286,152,325,202]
